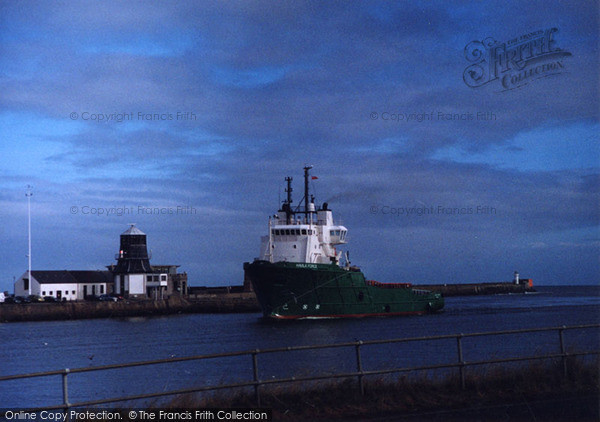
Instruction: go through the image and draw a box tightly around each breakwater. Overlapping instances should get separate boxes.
[417,281,534,296]
[0,282,534,323]
[0,293,260,323]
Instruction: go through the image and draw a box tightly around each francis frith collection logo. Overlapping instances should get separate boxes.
[463,28,572,91]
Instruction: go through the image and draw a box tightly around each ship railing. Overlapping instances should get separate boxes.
[0,323,598,411]
[366,280,413,289]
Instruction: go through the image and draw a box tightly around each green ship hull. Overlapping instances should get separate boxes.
[244,260,444,319]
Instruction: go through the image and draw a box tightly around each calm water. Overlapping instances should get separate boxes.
[1,285,598,408]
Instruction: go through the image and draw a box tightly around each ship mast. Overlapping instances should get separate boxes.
[284,176,293,224]
[303,165,312,223]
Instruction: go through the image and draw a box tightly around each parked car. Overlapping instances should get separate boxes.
[98,294,118,302]
[43,296,57,302]
[28,295,45,303]
[109,293,125,301]
[18,296,31,303]
[0,292,5,303]
[4,296,21,304]
[86,295,101,301]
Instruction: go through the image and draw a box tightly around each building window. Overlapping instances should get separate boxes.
[301,229,307,235]
[72,290,76,295]
[161,275,167,281]
[49,291,53,295]
[100,286,104,294]
[42,291,46,295]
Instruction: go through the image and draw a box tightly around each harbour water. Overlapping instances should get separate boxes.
[1,285,598,409]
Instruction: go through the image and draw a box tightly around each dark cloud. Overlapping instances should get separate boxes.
[0,1,598,289]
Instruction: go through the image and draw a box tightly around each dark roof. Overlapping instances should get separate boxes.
[31,270,113,285]
[122,224,145,235]
[69,271,113,284]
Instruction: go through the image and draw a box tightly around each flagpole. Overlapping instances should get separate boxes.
[26,185,33,295]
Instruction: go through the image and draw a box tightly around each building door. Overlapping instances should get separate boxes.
[57,290,62,300]
[92,285,96,296]
[83,285,88,298]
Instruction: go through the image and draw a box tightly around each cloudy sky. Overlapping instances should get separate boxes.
[1,0,598,292]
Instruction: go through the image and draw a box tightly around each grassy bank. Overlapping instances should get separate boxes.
[164,358,598,421]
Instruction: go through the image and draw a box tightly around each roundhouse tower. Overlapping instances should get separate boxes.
[113,224,153,297]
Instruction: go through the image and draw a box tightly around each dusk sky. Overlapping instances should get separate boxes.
[1,0,598,292]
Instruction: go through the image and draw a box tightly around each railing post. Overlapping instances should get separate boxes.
[252,350,261,406]
[62,368,70,412]
[355,341,364,396]
[456,334,465,389]
[558,326,568,379]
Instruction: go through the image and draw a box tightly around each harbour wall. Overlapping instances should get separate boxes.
[417,282,534,296]
[0,282,533,323]
[0,293,260,323]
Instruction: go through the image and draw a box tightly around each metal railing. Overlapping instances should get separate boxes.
[1,324,598,411]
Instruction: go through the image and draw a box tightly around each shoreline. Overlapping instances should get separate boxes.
[0,293,260,323]
[0,282,534,323]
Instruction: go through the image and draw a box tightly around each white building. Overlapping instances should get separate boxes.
[14,270,113,301]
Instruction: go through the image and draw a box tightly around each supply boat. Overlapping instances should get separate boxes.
[243,166,444,319]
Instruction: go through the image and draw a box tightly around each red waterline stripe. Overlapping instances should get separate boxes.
[270,311,427,320]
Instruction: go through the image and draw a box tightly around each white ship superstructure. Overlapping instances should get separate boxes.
[258,166,347,265]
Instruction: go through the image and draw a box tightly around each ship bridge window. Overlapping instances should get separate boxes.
[301,229,307,235]
[285,229,291,235]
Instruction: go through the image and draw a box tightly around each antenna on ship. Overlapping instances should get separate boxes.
[303,165,313,223]
[25,185,33,295]
[284,176,293,224]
